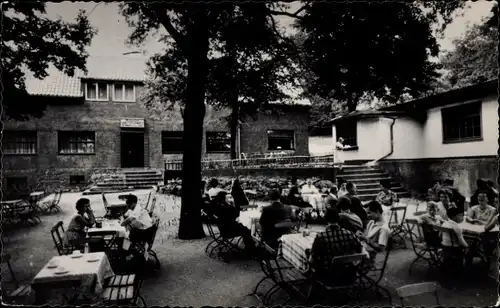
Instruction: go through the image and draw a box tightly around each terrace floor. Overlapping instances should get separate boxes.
[2,190,498,306]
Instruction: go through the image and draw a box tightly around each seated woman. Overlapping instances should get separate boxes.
[466,190,497,225]
[436,189,457,220]
[231,178,249,213]
[287,177,306,207]
[301,179,324,210]
[376,179,398,208]
[440,207,468,273]
[63,198,96,251]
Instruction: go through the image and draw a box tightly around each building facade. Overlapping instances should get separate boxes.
[330,80,498,197]
[2,57,310,192]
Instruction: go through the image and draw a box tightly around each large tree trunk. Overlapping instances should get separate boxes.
[178,18,210,240]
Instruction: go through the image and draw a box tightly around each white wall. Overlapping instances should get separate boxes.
[332,94,499,161]
[422,95,498,158]
[309,136,333,156]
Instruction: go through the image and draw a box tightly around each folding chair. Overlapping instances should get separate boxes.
[16,202,41,225]
[388,205,408,247]
[214,215,244,263]
[51,221,77,255]
[359,238,393,305]
[148,197,157,217]
[144,192,152,209]
[102,193,113,219]
[406,219,441,275]
[305,253,367,305]
[100,274,146,306]
[41,190,62,213]
[435,225,465,275]
[144,217,161,271]
[2,254,32,303]
[396,281,440,306]
[203,211,223,258]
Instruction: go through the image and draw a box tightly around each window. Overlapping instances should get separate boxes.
[336,121,357,147]
[162,131,183,153]
[85,82,108,101]
[58,131,95,154]
[70,175,85,185]
[113,83,136,102]
[206,132,231,153]
[267,130,295,151]
[3,131,37,155]
[442,102,482,143]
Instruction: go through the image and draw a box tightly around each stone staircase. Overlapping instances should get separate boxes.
[337,165,409,202]
[83,169,163,195]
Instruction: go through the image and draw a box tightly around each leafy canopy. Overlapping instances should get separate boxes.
[1,2,96,119]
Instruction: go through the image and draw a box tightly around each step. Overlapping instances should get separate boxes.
[122,170,162,175]
[125,173,162,179]
[82,187,136,195]
[97,181,159,187]
[340,167,380,174]
[124,177,162,183]
[356,187,407,195]
[357,191,410,201]
[347,177,392,184]
[353,182,399,189]
[340,172,386,179]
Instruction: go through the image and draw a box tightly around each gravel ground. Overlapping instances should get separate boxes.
[2,191,497,306]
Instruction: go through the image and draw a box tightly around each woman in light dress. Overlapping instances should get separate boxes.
[301,179,324,211]
[335,137,350,170]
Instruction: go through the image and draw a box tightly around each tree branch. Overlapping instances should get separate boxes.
[268,1,310,20]
[151,9,186,50]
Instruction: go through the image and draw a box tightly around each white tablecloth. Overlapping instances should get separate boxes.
[88,219,128,238]
[32,252,114,295]
[237,209,261,236]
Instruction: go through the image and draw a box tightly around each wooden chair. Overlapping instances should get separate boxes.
[144,192,152,209]
[51,221,75,255]
[100,274,146,306]
[396,281,440,306]
[41,190,63,213]
[435,225,466,274]
[388,205,408,246]
[2,254,32,303]
[202,210,223,257]
[148,197,157,217]
[406,219,440,275]
[359,238,393,305]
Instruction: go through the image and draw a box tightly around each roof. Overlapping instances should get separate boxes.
[382,79,498,112]
[328,109,405,124]
[25,56,149,97]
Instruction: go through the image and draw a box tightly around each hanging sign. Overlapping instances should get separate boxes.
[120,118,145,128]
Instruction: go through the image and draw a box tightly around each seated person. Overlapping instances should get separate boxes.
[325,186,339,210]
[345,182,368,226]
[441,207,468,270]
[121,194,153,244]
[309,208,362,284]
[301,179,323,210]
[260,189,294,249]
[419,201,444,226]
[436,189,457,220]
[376,179,398,208]
[442,179,466,213]
[471,178,497,206]
[356,200,390,260]
[63,198,96,250]
[207,178,225,200]
[213,191,255,254]
[337,197,364,232]
[427,181,442,202]
[287,177,310,208]
[231,178,249,211]
[466,190,497,224]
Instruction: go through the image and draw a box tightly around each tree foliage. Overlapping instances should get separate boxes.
[1,2,96,119]
[440,2,498,88]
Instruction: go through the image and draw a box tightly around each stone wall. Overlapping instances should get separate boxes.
[378,156,498,199]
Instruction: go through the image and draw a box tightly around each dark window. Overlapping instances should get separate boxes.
[58,131,95,154]
[70,175,85,185]
[336,121,357,146]
[5,177,29,198]
[267,130,295,151]
[206,132,231,153]
[162,131,183,153]
[442,102,482,143]
[3,131,37,155]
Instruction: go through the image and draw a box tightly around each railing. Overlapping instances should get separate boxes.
[165,154,335,171]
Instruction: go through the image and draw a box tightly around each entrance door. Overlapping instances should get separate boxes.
[121,131,144,168]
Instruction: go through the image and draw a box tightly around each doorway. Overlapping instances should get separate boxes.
[121,131,144,168]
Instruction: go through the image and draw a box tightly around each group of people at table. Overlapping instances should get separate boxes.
[63,194,153,263]
[201,176,500,282]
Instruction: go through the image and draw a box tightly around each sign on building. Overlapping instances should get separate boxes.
[120,118,145,128]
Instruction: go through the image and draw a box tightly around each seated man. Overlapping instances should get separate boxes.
[213,191,255,255]
[441,207,468,271]
[420,201,444,227]
[260,189,294,250]
[309,208,362,284]
[121,194,153,244]
[337,197,364,232]
[345,182,368,227]
[207,178,225,200]
[356,200,390,260]
[325,186,339,210]
[376,179,398,208]
[466,190,497,224]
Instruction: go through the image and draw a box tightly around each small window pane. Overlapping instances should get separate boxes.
[3,131,37,155]
[58,131,96,154]
[124,85,135,101]
[97,83,108,100]
[87,83,97,99]
[114,84,124,100]
[267,130,294,151]
[206,132,231,153]
[442,102,482,143]
[162,131,183,153]
[336,121,357,147]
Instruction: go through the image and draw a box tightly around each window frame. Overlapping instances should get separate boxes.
[267,129,295,151]
[441,101,483,144]
[69,174,86,185]
[336,120,358,148]
[2,130,38,155]
[58,131,96,155]
[206,131,231,153]
[85,82,109,101]
[162,131,184,154]
[112,83,136,102]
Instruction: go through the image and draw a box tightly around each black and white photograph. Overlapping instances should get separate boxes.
[1,0,498,306]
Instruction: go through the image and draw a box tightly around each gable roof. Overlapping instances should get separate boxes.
[328,109,405,124]
[25,56,149,97]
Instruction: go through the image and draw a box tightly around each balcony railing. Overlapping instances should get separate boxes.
[165,154,335,171]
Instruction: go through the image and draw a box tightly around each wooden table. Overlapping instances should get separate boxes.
[32,252,114,304]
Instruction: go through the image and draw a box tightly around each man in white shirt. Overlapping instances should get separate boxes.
[356,200,389,260]
[207,178,225,200]
[441,207,468,273]
[121,194,153,231]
